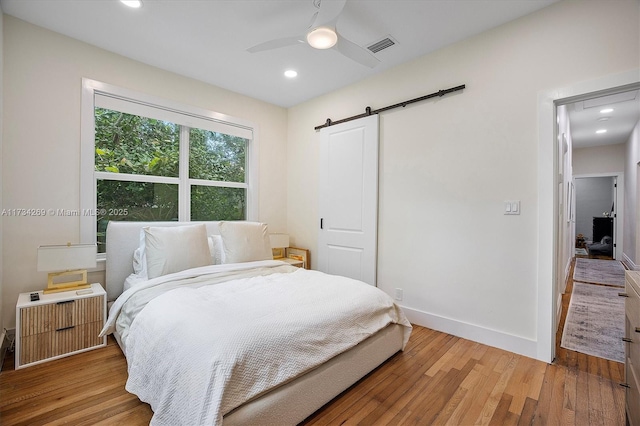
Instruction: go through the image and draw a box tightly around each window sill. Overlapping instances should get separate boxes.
[88,257,106,273]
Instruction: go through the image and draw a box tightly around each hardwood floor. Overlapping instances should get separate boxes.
[1,262,626,425]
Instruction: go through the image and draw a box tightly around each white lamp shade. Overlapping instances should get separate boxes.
[269,234,290,249]
[37,244,97,272]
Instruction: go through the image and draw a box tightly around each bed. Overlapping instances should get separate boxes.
[100,220,412,425]
[587,235,614,258]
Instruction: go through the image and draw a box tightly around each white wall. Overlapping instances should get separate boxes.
[625,121,640,268]
[1,16,288,328]
[287,0,639,360]
[0,8,4,340]
[573,143,626,175]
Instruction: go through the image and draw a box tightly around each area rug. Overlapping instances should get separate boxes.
[561,282,625,362]
[573,258,625,287]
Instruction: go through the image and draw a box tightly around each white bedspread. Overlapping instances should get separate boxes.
[106,262,412,425]
[101,260,293,348]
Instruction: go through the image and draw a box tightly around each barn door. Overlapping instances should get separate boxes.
[317,115,379,286]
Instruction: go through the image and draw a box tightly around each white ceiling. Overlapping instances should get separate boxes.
[568,89,640,149]
[1,0,559,108]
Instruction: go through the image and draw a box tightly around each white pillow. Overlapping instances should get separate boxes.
[132,247,147,278]
[210,235,226,265]
[132,228,148,278]
[134,229,219,276]
[218,221,273,264]
[144,224,212,279]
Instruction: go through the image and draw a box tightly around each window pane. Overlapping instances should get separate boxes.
[95,107,179,177]
[189,129,246,182]
[97,180,178,253]
[190,186,245,221]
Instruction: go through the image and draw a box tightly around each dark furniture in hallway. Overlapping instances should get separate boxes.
[588,217,614,258]
[592,217,613,243]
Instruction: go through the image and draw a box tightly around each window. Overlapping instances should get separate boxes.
[81,79,258,254]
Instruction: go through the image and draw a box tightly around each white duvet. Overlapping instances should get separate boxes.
[102,261,412,425]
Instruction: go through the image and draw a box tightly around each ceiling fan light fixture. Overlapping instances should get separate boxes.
[120,0,142,8]
[306,27,338,49]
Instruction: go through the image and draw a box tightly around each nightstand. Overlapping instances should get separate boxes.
[15,283,106,369]
[281,257,304,267]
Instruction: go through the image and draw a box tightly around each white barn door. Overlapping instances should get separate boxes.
[317,115,379,286]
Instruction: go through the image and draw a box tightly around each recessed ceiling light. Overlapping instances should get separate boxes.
[596,129,607,134]
[597,117,610,122]
[284,70,298,78]
[121,0,142,8]
[600,108,614,113]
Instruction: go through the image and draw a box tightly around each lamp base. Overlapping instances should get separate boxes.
[43,270,91,294]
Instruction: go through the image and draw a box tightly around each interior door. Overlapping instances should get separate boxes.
[317,115,379,286]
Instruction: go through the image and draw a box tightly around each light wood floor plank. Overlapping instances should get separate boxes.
[443,364,492,426]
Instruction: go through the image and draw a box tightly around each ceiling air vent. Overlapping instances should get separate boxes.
[367,36,396,54]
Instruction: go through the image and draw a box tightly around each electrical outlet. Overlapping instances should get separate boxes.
[394,288,403,301]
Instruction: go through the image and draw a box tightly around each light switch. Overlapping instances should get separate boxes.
[504,200,521,215]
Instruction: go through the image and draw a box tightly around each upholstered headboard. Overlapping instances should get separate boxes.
[105,221,221,302]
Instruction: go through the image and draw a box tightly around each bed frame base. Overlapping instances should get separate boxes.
[224,324,404,425]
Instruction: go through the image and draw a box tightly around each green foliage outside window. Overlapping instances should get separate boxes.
[94,107,247,252]
[95,108,180,177]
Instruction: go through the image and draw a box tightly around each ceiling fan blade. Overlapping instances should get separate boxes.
[334,34,380,68]
[306,10,319,29]
[247,36,304,53]
[312,0,347,27]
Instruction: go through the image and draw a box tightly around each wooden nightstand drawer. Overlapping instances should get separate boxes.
[16,284,106,369]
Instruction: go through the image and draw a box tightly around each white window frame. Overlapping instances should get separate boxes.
[80,78,259,258]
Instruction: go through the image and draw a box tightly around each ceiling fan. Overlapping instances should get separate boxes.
[247,0,380,68]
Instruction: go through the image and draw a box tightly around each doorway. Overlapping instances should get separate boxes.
[574,175,617,260]
[536,71,639,363]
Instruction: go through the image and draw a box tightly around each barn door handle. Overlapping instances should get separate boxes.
[320,218,324,229]
[618,293,628,297]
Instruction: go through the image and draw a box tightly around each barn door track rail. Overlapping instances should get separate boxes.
[314,84,466,131]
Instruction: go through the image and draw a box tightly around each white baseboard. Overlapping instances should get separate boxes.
[0,328,16,371]
[400,306,539,361]
[562,256,572,293]
[623,252,638,270]
[0,329,6,371]
[556,256,572,330]
[556,293,563,330]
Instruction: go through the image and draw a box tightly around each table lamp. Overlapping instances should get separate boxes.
[37,243,97,293]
